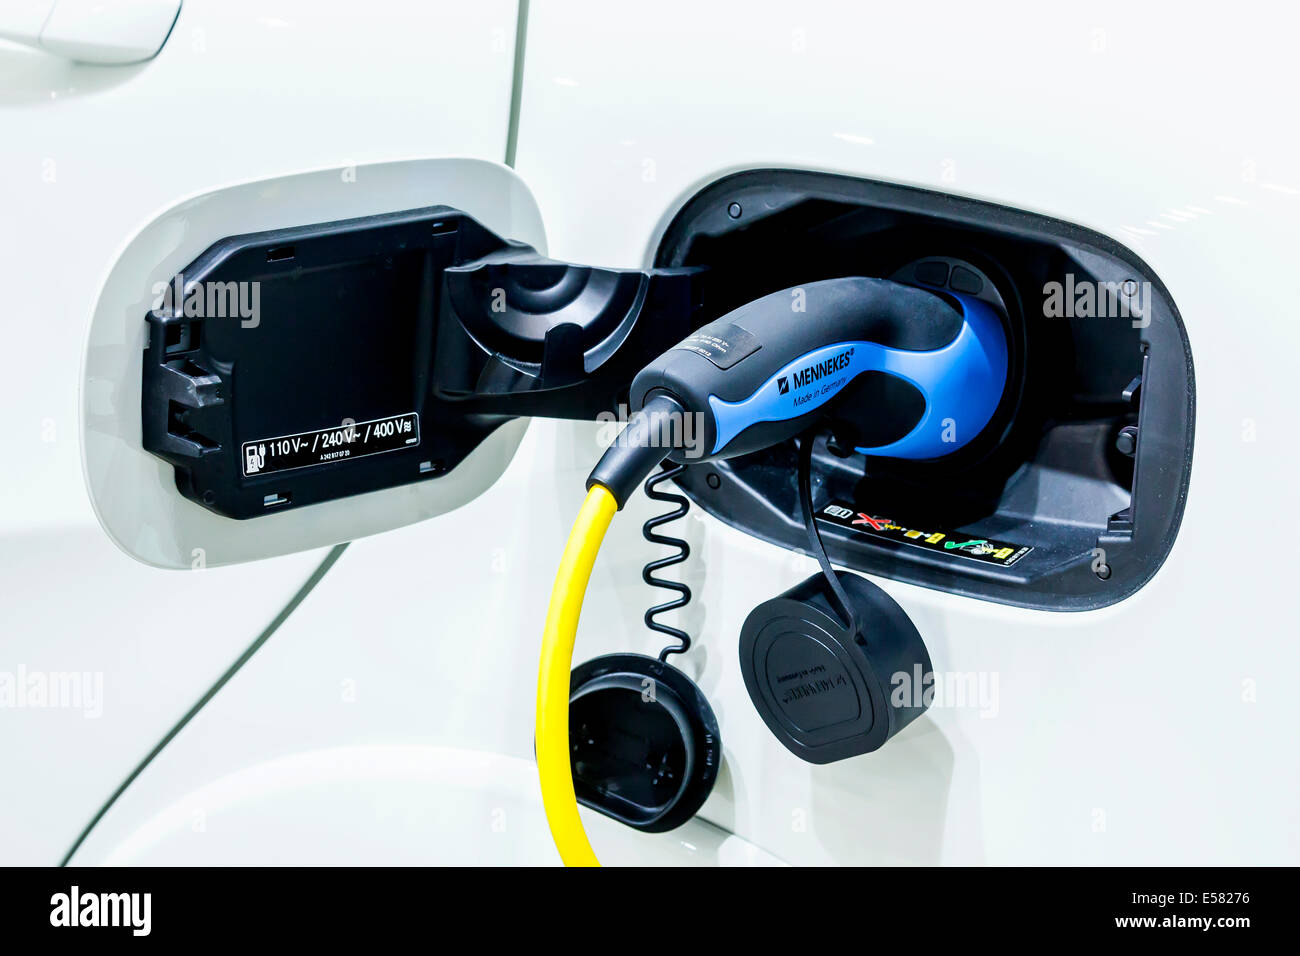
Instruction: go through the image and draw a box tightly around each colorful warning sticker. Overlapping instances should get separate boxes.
[816,500,1033,568]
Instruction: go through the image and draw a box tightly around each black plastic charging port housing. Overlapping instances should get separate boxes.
[141,206,704,520]
[653,170,1194,611]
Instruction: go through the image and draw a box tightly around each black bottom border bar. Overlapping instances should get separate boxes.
[0,864,1287,942]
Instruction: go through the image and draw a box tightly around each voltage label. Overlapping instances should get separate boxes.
[241,412,420,477]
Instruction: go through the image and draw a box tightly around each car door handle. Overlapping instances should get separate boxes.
[0,0,181,65]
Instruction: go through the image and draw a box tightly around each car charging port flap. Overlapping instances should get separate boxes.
[141,207,705,519]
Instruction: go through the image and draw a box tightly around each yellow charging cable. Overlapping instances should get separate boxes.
[536,483,618,867]
[536,394,685,865]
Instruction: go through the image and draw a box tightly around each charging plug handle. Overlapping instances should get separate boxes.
[627,276,1008,463]
[587,275,1010,506]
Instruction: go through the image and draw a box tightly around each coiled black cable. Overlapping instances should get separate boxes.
[642,461,692,661]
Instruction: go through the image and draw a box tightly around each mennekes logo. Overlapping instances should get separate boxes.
[786,347,855,392]
[50,886,151,936]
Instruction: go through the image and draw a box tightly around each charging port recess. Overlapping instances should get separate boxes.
[652,169,1194,611]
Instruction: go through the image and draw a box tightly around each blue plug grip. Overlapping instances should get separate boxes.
[707,293,1008,459]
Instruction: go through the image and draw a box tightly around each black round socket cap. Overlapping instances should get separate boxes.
[568,653,721,833]
[739,571,932,764]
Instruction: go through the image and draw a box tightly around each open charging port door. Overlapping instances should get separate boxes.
[83,160,550,569]
[87,159,703,569]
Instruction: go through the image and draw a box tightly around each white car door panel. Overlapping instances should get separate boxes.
[0,0,519,864]
[505,0,1297,863]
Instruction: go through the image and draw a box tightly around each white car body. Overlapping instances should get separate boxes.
[1,0,1296,866]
